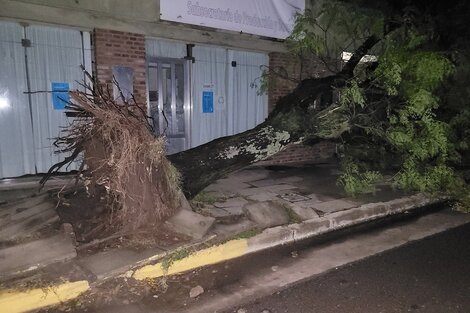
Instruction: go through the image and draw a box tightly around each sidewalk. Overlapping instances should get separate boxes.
[0,160,448,313]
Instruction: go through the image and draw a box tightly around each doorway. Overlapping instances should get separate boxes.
[147,58,191,155]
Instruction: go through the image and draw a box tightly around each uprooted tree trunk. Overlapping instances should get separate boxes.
[45,34,380,235]
[44,78,183,233]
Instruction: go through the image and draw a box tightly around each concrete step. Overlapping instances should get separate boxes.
[0,234,76,279]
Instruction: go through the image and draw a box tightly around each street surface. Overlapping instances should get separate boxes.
[226,222,470,313]
[63,209,470,313]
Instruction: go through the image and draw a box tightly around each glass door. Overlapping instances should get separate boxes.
[148,58,190,154]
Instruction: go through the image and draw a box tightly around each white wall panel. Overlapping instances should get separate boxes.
[26,25,86,173]
[191,45,268,147]
[227,49,268,136]
[146,38,186,59]
[0,22,35,178]
[191,45,229,147]
[0,22,89,178]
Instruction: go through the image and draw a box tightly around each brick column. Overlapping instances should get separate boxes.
[268,52,332,112]
[267,52,335,164]
[93,29,147,105]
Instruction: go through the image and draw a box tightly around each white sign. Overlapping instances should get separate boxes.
[160,0,305,39]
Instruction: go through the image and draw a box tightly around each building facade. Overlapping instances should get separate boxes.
[0,0,333,179]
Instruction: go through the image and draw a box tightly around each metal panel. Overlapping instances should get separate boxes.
[0,22,91,179]
[25,25,87,173]
[191,45,268,148]
[227,49,268,135]
[0,21,35,178]
[191,45,229,147]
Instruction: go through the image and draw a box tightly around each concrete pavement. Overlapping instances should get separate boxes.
[0,161,458,312]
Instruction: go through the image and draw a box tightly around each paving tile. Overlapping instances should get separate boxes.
[205,180,251,194]
[247,192,278,202]
[248,179,282,188]
[211,219,257,237]
[281,176,304,183]
[213,197,248,209]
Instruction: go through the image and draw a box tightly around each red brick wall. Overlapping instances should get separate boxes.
[267,52,336,164]
[257,141,336,166]
[93,29,147,105]
[268,52,333,112]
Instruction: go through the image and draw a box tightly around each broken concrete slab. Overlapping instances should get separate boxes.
[0,234,76,277]
[290,204,319,220]
[312,198,362,214]
[277,200,319,221]
[178,191,193,211]
[243,201,289,228]
[213,197,248,209]
[222,206,245,216]
[211,219,257,238]
[304,193,336,203]
[202,207,231,218]
[165,209,215,240]
[204,206,245,224]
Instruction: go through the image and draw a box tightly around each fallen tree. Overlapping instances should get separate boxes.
[44,0,470,236]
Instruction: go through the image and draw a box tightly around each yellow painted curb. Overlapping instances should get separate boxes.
[133,239,248,280]
[0,280,90,313]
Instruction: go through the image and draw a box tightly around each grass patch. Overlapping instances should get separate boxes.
[233,228,262,239]
[160,247,192,273]
[285,206,302,224]
[191,191,226,207]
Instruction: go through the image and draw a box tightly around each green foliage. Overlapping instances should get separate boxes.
[232,228,262,239]
[339,80,366,108]
[192,191,224,205]
[287,2,470,208]
[338,159,382,196]
[373,33,456,195]
[287,2,384,59]
[335,26,461,199]
[285,206,302,224]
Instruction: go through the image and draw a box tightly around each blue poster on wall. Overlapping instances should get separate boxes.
[202,90,214,113]
[51,82,70,110]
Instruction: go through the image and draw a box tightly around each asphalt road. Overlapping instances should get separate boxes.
[226,222,470,313]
